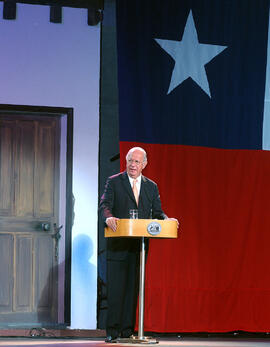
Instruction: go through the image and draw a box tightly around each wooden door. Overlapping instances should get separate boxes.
[0,113,60,325]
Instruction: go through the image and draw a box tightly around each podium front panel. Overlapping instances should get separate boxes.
[105,219,178,238]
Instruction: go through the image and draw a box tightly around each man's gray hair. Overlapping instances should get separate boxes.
[126,147,147,163]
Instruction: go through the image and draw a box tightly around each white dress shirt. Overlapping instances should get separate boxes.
[128,174,142,196]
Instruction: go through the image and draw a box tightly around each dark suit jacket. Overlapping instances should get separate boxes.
[99,171,167,260]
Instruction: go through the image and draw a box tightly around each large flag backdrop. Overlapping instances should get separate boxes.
[116,0,270,332]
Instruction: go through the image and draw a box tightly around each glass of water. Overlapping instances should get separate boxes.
[129,209,138,219]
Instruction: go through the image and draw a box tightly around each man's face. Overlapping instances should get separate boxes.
[126,150,147,179]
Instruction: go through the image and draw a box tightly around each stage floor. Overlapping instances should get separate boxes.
[1,337,270,347]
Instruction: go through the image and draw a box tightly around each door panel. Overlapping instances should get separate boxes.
[15,235,33,312]
[36,121,56,217]
[16,120,35,217]
[0,234,13,313]
[0,121,15,215]
[35,234,56,320]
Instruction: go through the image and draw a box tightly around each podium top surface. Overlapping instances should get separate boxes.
[105,219,178,238]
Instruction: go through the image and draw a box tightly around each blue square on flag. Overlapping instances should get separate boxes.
[117,0,269,150]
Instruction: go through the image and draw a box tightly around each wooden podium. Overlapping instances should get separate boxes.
[105,219,178,344]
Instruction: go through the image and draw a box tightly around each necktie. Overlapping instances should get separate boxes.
[132,179,139,205]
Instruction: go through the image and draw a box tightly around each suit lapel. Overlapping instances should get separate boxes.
[121,171,136,203]
[138,175,147,207]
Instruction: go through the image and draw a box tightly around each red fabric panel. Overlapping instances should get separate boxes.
[120,141,270,332]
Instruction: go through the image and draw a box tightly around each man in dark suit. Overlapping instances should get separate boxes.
[100,147,170,342]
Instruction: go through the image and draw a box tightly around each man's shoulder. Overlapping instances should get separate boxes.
[142,175,157,187]
[108,171,127,182]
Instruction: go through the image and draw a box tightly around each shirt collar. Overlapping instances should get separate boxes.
[127,174,142,185]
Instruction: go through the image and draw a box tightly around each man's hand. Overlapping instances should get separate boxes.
[106,217,119,232]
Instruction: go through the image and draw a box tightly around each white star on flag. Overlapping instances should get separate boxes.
[155,10,227,97]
